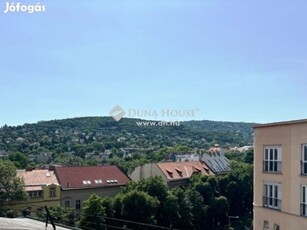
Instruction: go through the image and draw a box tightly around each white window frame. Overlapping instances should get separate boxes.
[301,185,307,216]
[302,145,307,175]
[264,145,282,173]
[263,182,281,210]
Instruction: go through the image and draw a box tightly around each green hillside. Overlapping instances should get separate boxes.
[0,117,255,169]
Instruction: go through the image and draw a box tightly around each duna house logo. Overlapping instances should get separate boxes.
[109,105,125,121]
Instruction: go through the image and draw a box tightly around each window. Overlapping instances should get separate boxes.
[274,224,280,230]
[64,200,70,208]
[263,146,282,173]
[301,185,307,216]
[76,200,81,210]
[302,145,307,175]
[29,191,43,198]
[83,180,92,185]
[263,221,269,230]
[263,182,281,210]
[49,187,56,197]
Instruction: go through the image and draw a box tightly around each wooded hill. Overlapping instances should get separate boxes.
[0,117,255,158]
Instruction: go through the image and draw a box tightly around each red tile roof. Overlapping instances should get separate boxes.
[17,169,59,192]
[157,161,213,180]
[54,165,130,190]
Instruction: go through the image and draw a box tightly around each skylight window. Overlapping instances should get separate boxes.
[106,179,118,184]
[83,180,92,185]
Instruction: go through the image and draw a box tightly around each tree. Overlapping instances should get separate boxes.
[124,176,173,227]
[0,159,27,214]
[49,206,76,226]
[121,190,159,227]
[79,194,106,230]
[243,148,254,164]
[218,161,253,217]
[8,152,28,169]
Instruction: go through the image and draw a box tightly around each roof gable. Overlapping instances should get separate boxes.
[157,161,213,180]
[54,165,130,189]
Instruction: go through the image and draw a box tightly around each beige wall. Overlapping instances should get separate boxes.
[61,186,123,211]
[129,163,167,184]
[254,122,307,229]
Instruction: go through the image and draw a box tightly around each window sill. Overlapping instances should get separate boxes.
[262,171,283,175]
[263,206,281,211]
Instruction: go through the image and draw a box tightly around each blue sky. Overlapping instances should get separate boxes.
[1,0,307,126]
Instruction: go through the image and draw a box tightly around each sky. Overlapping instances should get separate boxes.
[1,0,307,126]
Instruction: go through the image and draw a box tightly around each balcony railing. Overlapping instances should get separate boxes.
[301,161,307,175]
[263,161,282,173]
[301,203,307,216]
[263,196,281,210]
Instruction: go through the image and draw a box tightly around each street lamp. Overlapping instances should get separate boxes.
[228,215,239,229]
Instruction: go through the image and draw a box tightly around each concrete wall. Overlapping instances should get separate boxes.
[129,163,167,184]
[254,122,307,229]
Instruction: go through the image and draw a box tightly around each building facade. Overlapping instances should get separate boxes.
[130,161,214,188]
[254,119,307,230]
[8,169,61,212]
[54,165,130,211]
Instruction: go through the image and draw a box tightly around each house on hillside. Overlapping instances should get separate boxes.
[54,165,130,211]
[8,169,61,213]
[129,161,214,188]
[168,153,200,162]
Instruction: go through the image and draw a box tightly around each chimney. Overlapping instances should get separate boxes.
[26,166,34,171]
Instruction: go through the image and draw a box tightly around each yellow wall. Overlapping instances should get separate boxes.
[6,184,61,213]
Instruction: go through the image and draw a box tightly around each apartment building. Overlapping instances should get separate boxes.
[129,161,214,188]
[8,169,61,212]
[54,165,130,211]
[254,119,307,230]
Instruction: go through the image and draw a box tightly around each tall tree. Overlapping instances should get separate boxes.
[0,159,27,213]
[121,190,159,228]
[79,194,106,230]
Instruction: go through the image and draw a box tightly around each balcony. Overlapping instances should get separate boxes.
[263,196,281,210]
[263,161,282,173]
[301,204,307,216]
[301,161,307,175]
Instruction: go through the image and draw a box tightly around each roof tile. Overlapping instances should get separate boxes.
[54,165,130,189]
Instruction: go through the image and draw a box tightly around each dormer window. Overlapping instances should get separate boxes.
[166,169,173,177]
[175,168,183,177]
[193,166,202,172]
